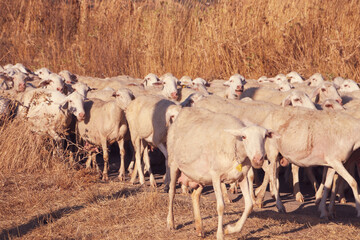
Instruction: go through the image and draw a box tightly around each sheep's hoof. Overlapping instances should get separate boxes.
[195,229,204,237]
[163,185,170,193]
[118,174,125,182]
[102,174,109,182]
[339,198,347,204]
[295,193,304,203]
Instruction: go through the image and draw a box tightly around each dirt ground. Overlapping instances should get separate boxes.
[1,159,360,240]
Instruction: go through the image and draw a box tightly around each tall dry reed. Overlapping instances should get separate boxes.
[0,0,359,80]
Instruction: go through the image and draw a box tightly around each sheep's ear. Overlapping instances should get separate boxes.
[324,103,334,109]
[266,130,280,139]
[127,83,138,86]
[142,78,148,86]
[241,119,255,127]
[281,95,292,107]
[60,100,69,110]
[112,92,118,97]
[39,80,53,87]
[224,128,245,140]
[310,87,321,103]
[223,80,230,86]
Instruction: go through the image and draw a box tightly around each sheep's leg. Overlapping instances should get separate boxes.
[328,173,340,218]
[269,159,285,213]
[229,181,238,194]
[101,138,109,181]
[255,160,270,208]
[247,167,256,204]
[167,166,180,230]
[130,137,145,185]
[318,167,335,219]
[191,185,204,237]
[221,183,232,203]
[127,160,135,174]
[337,177,346,204]
[117,138,126,181]
[265,141,285,213]
[305,167,318,193]
[225,166,253,235]
[292,165,304,202]
[328,159,360,217]
[85,151,92,169]
[158,143,170,187]
[212,176,225,240]
[315,167,328,205]
[143,144,157,188]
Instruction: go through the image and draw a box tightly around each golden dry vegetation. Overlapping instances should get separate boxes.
[1,0,360,80]
[1,0,360,239]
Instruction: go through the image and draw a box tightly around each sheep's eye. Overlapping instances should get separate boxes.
[344,85,349,87]
[241,136,246,140]
[230,80,233,83]
[321,88,326,92]
[294,98,300,102]
[280,87,283,90]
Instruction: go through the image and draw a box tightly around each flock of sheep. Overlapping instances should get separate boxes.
[1,62,360,240]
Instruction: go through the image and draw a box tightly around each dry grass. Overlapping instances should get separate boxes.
[1,0,360,80]
[1,1,360,239]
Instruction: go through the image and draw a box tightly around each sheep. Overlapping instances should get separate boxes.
[286,71,305,83]
[306,73,325,87]
[77,88,134,181]
[166,106,276,240]
[277,81,295,92]
[339,79,360,92]
[59,70,78,84]
[14,63,33,75]
[38,73,66,93]
[179,76,192,86]
[281,90,317,109]
[211,74,246,99]
[34,67,52,79]
[0,96,12,122]
[125,95,181,188]
[260,107,360,218]
[321,99,345,110]
[18,89,85,156]
[333,76,345,88]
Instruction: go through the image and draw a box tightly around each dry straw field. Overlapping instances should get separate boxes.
[1,0,360,239]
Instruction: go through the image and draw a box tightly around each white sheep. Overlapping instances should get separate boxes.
[166,106,276,239]
[78,88,134,181]
[125,95,181,187]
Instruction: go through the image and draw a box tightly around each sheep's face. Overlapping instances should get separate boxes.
[192,77,208,87]
[339,79,359,93]
[143,73,162,88]
[273,74,287,85]
[113,88,135,109]
[257,76,268,83]
[322,99,345,110]
[162,75,179,100]
[226,126,278,169]
[179,76,192,86]
[13,74,27,92]
[277,81,294,92]
[42,74,65,93]
[62,91,85,121]
[307,73,324,87]
[35,67,52,79]
[317,82,342,105]
[224,74,246,99]
[286,71,304,83]
[72,82,90,97]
